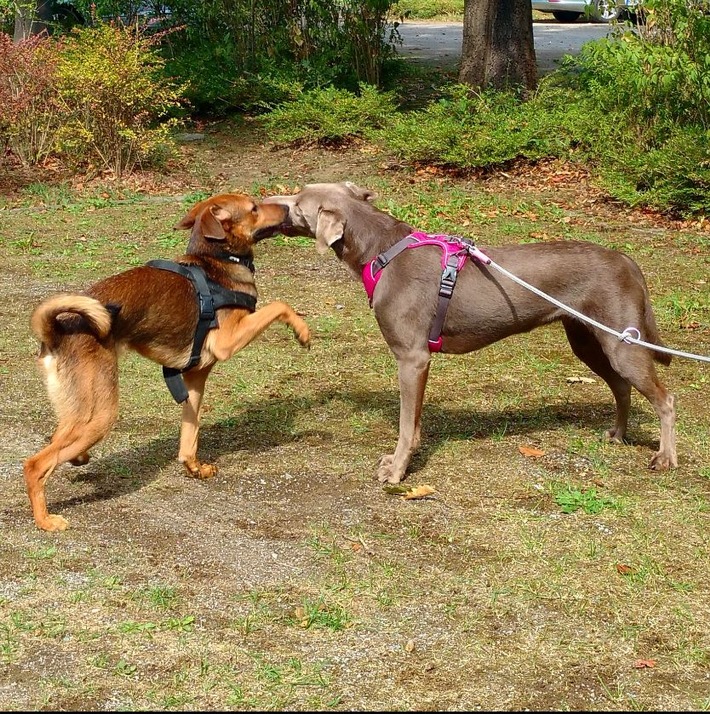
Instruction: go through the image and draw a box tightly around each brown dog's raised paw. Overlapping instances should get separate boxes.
[294,321,311,349]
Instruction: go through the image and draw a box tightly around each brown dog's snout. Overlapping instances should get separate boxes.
[262,200,295,235]
[252,201,290,241]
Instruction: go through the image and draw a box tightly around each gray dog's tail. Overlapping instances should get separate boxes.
[31,294,113,350]
[643,292,672,367]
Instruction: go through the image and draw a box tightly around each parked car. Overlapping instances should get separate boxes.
[532,0,636,22]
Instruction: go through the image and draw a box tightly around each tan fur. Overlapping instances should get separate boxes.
[24,193,310,531]
[31,294,112,345]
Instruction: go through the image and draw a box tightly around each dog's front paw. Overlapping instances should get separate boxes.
[183,459,218,480]
[603,428,626,444]
[649,450,677,471]
[294,320,311,349]
[37,513,69,532]
[376,455,402,484]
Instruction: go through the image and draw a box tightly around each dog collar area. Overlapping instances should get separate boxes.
[214,251,256,273]
[361,232,490,353]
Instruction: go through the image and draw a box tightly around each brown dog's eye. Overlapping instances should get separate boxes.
[251,205,259,214]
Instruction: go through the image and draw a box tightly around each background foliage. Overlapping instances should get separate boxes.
[1,0,709,215]
[0,23,183,176]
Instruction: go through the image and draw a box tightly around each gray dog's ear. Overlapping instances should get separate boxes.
[343,181,376,202]
[315,208,345,254]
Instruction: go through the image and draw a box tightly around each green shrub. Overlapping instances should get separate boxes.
[163,41,307,115]
[55,23,186,176]
[260,84,399,145]
[560,0,710,214]
[391,0,464,20]
[161,0,401,113]
[575,0,710,131]
[379,84,583,169]
[596,126,710,215]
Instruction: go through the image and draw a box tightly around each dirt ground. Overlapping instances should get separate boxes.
[1,124,709,711]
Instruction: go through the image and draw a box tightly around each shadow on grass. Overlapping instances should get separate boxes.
[52,385,658,511]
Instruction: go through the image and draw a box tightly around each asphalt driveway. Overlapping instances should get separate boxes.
[397,20,611,73]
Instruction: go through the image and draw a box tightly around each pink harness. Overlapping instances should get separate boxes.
[361,231,490,352]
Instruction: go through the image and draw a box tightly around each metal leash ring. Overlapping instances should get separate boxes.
[618,326,642,344]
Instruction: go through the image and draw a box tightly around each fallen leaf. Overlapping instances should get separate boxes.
[633,659,656,669]
[616,564,635,576]
[350,542,362,552]
[518,445,546,458]
[402,484,436,500]
[405,639,416,653]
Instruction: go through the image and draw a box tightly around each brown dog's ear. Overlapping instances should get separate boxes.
[175,204,229,240]
[198,205,229,240]
[175,209,197,230]
[315,208,345,254]
[343,181,376,202]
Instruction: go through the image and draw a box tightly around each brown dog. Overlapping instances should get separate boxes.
[264,182,676,484]
[24,193,310,531]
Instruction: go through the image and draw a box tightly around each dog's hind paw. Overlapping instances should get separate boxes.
[70,452,91,466]
[182,459,218,480]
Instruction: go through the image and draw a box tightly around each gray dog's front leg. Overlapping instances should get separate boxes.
[377,352,431,484]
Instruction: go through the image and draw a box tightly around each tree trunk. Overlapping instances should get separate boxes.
[14,1,54,41]
[459,0,537,91]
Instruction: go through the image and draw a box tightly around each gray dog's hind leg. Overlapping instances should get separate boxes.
[562,318,632,442]
[595,329,677,470]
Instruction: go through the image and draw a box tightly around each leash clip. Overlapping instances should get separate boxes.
[619,326,641,343]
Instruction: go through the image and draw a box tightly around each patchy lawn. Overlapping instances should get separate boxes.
[1,123,709,711]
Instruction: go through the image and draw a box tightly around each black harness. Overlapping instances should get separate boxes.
[146,259,257,404]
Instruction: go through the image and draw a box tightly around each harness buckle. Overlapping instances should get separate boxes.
[198,291,216,324]
[439,257,459,298]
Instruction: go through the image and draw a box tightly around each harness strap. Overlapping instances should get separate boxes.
[428,251,466,351]
[147,259,257,404]
[362,233,486,354]
[370,235,417,275]
[362,236,416,306]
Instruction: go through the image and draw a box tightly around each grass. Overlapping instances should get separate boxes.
[0,125,708,711]
[551,483,623,515]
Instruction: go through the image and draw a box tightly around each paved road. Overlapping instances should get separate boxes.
[397,21,610,73]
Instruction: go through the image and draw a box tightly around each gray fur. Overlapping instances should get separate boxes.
[265,182,677,482]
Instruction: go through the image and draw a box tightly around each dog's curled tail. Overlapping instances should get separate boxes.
[31,294,113,349]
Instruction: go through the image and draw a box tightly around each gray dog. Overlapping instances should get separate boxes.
[265,182,676,484]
